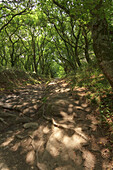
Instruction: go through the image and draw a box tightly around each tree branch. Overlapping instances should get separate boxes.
[0,8,27,32]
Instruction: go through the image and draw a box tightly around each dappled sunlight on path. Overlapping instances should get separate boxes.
[0,79,112,169]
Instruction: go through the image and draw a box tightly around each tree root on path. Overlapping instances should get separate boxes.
[42,104,88,141]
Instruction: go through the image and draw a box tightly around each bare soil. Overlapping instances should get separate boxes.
[0,79,112,170]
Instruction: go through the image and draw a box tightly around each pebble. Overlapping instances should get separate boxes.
[23,122,38,129]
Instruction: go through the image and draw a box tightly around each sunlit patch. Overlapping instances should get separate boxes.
[56,99,70,106]
[0,102,12,108]
[82,149,96,169]
[81,103,88,108]
[43,126,50,134]
[68,107,73,113]
[60,111,67,117]
[62,134,86,149]
[85,107,91,112]
[74,127,87,140]
[74,100,79,104]
[15,104,23,109]
[1,136,14,147]
[48,145,59,157]
[0,162,10,170]
[55,165,75,170]
[62,83,67,87]
[33,90,39,93]
[74,87,85,92]
[23,102,29,106]
[69,104,73,108]
[46,136,60,157]
[49,82,56,85]
[32,99,39,103]
[64,88,70,92]
[76,106,83,110]
[33,104,38,109]
[37,162,47,170]
[60,88,64,93]
[11,142,20,151]
[23,107,32,114]
[55,89,60,93]
[26,150,35,165]
[54,129,63,140]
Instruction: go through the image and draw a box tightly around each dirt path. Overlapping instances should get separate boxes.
[0,79,112,170]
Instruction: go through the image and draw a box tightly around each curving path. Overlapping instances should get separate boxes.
[0,79,112,170]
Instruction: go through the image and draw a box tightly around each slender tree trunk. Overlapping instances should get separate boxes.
[75,28,81,67]
[10,44,15,67]
[75,46,81,67]
[83,27,91,63]
[32,35,37,73]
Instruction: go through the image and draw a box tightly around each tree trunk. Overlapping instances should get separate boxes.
[83,27,92,63]
[75,27,81,67]
[11,44,15,67]
[75,46,81,67]
[32,35,37,73]
[92,16,113,88]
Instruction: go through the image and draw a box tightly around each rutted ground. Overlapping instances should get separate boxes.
[0,79,112,170]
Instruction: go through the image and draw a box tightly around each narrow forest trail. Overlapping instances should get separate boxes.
[0,79,112,170]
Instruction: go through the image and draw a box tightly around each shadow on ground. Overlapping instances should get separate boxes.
[0,79,112,170]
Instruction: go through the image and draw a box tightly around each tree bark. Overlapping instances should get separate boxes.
[75,28,81,67]
[32,34,37,73]
[83,27,92,63]
[91,9,113,88]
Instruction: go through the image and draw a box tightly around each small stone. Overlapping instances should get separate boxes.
[77,118,84,121]
[15,134,26,139]
[83,126,91,131]
[16,117,30,123]
[23,122,38,129]
[7,131,13,134]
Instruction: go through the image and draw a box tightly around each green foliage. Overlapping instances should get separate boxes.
[50,62,65,78]
[42,96,47,103]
